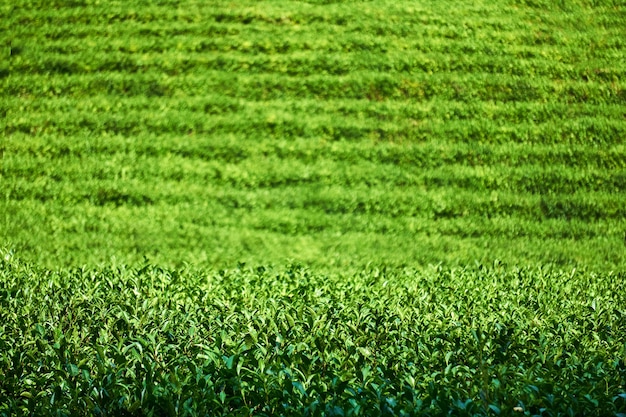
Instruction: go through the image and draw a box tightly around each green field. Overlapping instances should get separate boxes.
[2,258,626,416]
[2,0,625,270]
[1,0,626,415]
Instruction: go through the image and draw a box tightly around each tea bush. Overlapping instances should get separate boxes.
[1,255,625,416]
[1,0,625,270]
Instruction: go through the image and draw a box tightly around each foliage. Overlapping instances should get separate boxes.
[1,255,625,416]
[0,0,625,270]
[1,0,625,413]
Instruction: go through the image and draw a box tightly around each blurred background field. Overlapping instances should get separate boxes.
[1,0,625,272]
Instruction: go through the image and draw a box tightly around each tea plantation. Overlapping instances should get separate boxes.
[1,0,625,414]
[1,257,626,416]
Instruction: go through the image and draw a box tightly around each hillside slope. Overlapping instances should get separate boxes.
[1,0,625,270]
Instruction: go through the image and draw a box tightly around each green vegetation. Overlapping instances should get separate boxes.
[2,0,625,270]
[1,0,626,414]
[2,256,625,416]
